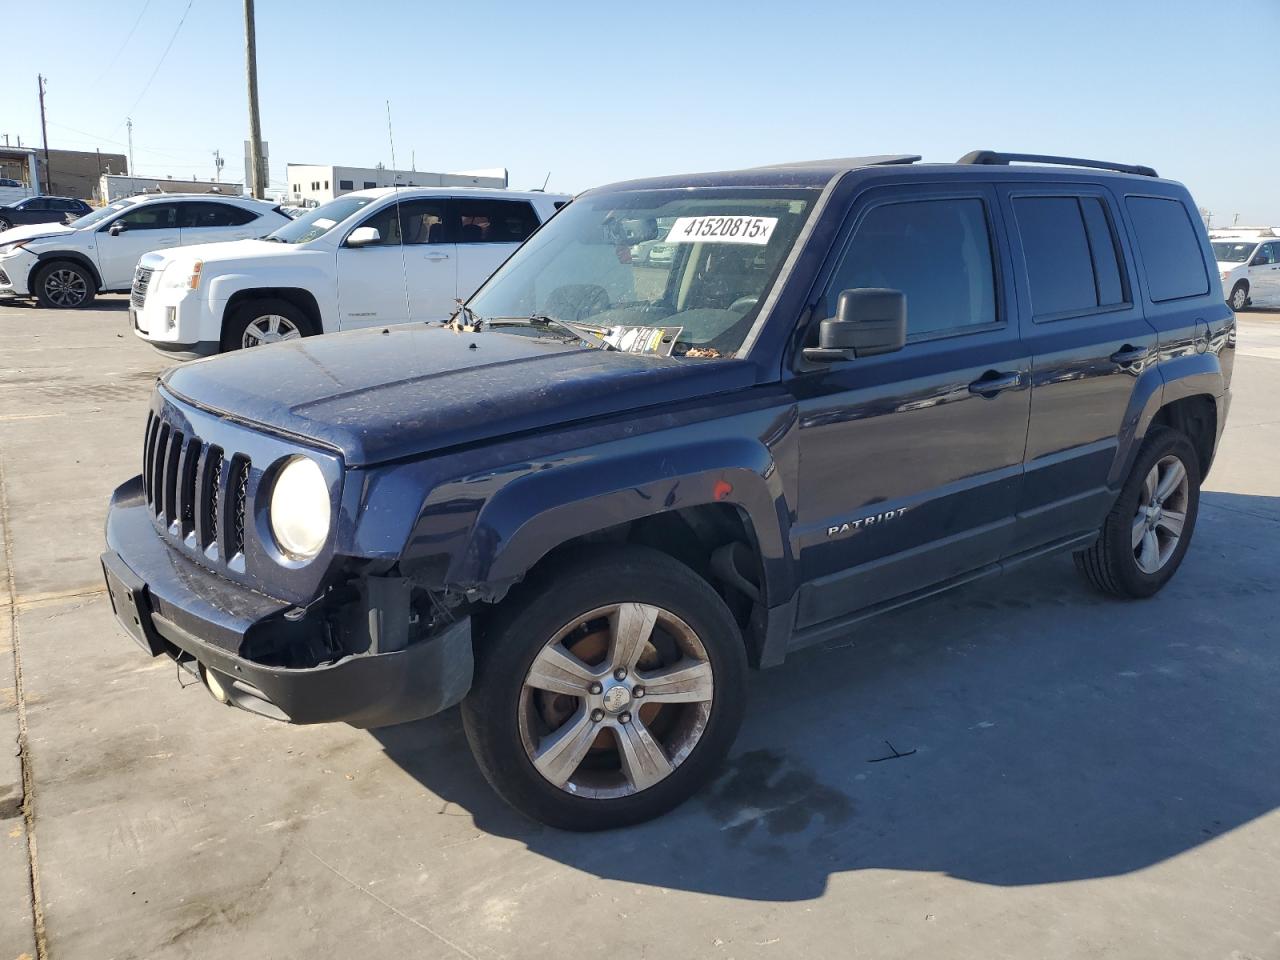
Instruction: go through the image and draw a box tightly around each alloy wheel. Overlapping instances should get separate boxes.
[518,602,715,799]
[241,314,302,347]
[1231,286,1248,311]
[43,268,88,307]
[1133,454,1190,574]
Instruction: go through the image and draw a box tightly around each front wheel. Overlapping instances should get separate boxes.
[221,297,316,351]
[33,260,96,309]
[1229,281,1249,312]
[462,545,748,830]
[1074,426,1201,598]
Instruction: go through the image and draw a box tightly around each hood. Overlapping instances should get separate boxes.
[161,324,758,466]
[142,237,300,269]
[0,222,74,244]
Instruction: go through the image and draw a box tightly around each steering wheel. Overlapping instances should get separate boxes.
[728,296,759,314]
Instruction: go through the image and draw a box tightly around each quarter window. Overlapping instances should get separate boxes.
[826,197,998,337]
[1014,196,1128,319]
[1124,196,1210,302]
[453,199,540,244]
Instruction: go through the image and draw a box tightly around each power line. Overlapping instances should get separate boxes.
[93,0,153,85]
[119,0,196,127]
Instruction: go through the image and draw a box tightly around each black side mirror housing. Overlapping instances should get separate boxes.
[108,221,126,236]
[803,288,907,363]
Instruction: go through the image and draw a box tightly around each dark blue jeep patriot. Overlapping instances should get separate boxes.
[102,151,1234,829]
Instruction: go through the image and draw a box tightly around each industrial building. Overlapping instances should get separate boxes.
[285,163,508,206]
[0,146,128,201]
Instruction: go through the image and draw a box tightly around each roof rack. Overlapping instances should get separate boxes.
[957,150,1157,178]
[756,154,922,170]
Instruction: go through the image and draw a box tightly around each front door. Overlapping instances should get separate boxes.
[334,200,418,329]
[452,197,542,309]
[1248,240,1280,305]
[96,202,181,289]
[789,185,1030,638]
[396,196,457,321]
[999,188,1159,551]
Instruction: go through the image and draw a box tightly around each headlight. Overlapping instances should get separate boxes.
[0,241,28,257]
[161,259,203,290]
[269,457,330,560]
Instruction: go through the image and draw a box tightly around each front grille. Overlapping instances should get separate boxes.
[131,266,154,309]
[143,411,248,559]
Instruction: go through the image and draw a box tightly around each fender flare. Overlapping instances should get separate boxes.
[30,249,103,292]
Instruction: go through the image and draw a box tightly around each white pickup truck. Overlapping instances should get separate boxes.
[130,186,570,357]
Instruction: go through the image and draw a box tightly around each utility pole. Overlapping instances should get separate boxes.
[213,149,224,182]
[126,118,135,176]
[243,0,266,198]
[38,74,52,194]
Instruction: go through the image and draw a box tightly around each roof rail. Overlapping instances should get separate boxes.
[756,154,922,170]
[957,150,1158,178]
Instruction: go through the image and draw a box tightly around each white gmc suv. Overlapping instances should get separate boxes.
[130,186,570,357]
[0,194,289,309]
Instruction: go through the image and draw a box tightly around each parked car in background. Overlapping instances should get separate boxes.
[0,178,24,188]
[102,151,1232,829]
[1212,236,1280,310]
[129,186,569,356]
[0,195,92,232]
[0,194,289,308]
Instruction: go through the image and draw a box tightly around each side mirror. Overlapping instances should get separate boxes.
[346,226,381,247]
[1251,256,1268,267]
[802,288,907,363]
[108,221,127,236]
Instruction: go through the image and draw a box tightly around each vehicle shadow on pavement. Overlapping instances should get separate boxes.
[0,295,130,312]
[371,491,1280,901]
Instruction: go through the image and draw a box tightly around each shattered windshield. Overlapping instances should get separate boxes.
[467,187,818,358]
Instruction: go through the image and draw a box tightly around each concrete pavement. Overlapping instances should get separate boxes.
[1,298,1278,959]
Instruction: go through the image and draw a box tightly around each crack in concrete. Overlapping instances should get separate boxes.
[0,454,48,960]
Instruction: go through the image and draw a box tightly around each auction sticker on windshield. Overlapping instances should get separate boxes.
[665,216,777,245]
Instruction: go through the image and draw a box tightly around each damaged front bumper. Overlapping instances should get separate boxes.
[102,476,472,728]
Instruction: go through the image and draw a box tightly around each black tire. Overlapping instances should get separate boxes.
[462,545,748,830]
[1229,281,1249,312]
[220,297,317,352]
[0,218,11,233]
[1074,426,1201,598]
[32,260,96,309]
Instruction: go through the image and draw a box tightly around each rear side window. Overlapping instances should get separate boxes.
[1014,196,1127,318]
[826,197,998,337]
[179,202,257,228]
[453,199,540,244]
[1124,196,1209,302]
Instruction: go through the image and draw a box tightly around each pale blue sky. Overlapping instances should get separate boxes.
[9,0,1279,223]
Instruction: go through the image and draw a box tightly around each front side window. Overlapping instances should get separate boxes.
[1125,196,1209,302]
[826,197,997,337]
[22,199,47,211]
[266,195,374,244]
[1255,242,1278,265]
[468,187,818,358]
[1014,195,1127,318]
[454,199,541,244]
[116,203,179,230]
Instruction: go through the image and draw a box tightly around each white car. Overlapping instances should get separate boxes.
[129,186,569,357]
[1212,235,1280,311]
[0,194,289,309]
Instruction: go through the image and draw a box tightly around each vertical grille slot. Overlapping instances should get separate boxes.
[177,438,201,538]
[229,455,251,557]
[204,447,224,551]
[161,430,183,524]
[142,412,158,507]
[150,422,170,517]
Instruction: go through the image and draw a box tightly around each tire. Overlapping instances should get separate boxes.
[1074,426,1201,599]
[462,545,748,830]
[1229,281,1249,312]
[220,297,316,352]
[0,218,11,233]
[33,260,96,309]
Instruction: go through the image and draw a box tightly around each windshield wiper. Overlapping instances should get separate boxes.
[470,313,617,350]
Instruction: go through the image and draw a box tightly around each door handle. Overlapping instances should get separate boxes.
[423,252,450,262]
[968,370,1023,397]
[1109,345,1151,366]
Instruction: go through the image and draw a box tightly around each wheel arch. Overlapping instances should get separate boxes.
[222,286,324,338]
[29,250,103,293]
[1151,393,1218,478]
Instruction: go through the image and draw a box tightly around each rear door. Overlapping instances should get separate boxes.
[96,201,181,289]
[788,183,1031,638]
[452,197,542,305]
[177,201,262,245]
[1001,187,1159,551]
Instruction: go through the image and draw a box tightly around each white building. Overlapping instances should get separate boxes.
[285,163,508,206]
[99,174,244,203]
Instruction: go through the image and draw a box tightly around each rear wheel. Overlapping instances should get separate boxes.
[33,260,96,309]
[1229,281,1249,312]
[1074,426,1200,598]
[462,545,747,830]
[0,218,11,233]
[221,297,316,351]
